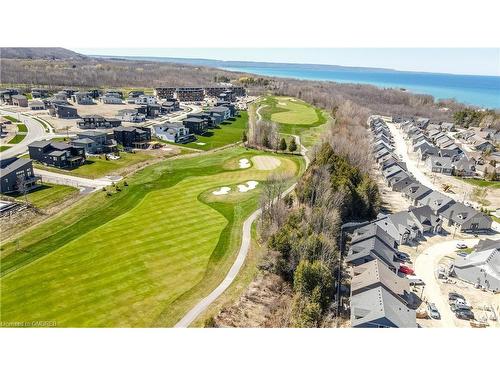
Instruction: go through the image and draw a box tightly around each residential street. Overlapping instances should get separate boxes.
[386,120,437,190]
[385,119,500,232]
[0,109,48,158]
[414,233,500,327]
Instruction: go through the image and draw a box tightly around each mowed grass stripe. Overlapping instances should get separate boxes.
[1,148,299,327]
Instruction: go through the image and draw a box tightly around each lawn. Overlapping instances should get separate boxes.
[3,183,78,210]
[257,96,328,138]
[182,111,248,151]
[0,145,11,152]
[457,177,500,189]
[2,115,20,123]
[32,151,155,179]
[17,123,28,132]
[0,147,303,327]
[7,133,26,144]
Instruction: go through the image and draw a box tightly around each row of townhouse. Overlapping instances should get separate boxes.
[371,117,493,234]
[397,117,499,179]
[154,86,246,102]
[459,128,499,152]
[153,102,238,143]
[345,221,417,328]
[26,126,152,168]
[344,117,496,327]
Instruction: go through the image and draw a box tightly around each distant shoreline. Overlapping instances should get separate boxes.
[91,55,500,109]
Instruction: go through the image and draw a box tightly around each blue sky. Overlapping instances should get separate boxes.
[73,48,500,76]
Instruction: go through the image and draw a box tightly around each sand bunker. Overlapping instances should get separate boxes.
[213,187,231,195]
[239,158,251,169]
[195,142,206,145]
[238,181,259,192]
[251,155,281,170]
[278,101,287,106]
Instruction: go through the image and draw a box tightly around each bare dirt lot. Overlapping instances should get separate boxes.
[373,166,409,213]
[0,121,18,144]
[39,102,142,133]
[402,233,500,328]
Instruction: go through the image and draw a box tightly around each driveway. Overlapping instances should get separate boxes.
[414,233,500,327]
[34,168,113,191]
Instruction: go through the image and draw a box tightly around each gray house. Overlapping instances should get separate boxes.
[439,202,492,233]
[408,205,442,234]
[346,235,399,272]
[350,287,417,328]
[70,130,116,154]
[426,156,453,175]
[390,175,416,192]
[452,239,500,292]
[416,190,455,214]
[0,157,38,193]
[205,106,231,121]
[376,212,422,245]
[351,259,411,303]
[52,104,78,119]
[374,140,394,153]
[28,141,85,168]
[71,91,94,105]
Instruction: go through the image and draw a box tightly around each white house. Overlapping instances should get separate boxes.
[154,123,192,143]
[135,95,157,105]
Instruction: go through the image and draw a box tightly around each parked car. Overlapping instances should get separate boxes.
[456,243,468,249]
[407,275,425,286]
[399,265,415,275]
[455,309,475,320]
[450,301,471,312]
[396,251,411,262]
[427,303,441,320]
[457,252,468,257]
[448,292,465,302]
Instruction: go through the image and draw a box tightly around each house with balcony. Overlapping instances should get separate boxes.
[0,157,38,193]
[70,130,117,154]
[113,126,151,148]
[28,141,85,168]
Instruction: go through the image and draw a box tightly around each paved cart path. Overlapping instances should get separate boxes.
[175,128,309,327]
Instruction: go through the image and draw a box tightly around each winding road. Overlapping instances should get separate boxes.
[175,106,310,327]
[0,109,48,159]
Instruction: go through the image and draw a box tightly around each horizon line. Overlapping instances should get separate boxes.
[84,52,500,78]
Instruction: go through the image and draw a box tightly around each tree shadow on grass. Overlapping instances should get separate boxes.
[5,183,52,199]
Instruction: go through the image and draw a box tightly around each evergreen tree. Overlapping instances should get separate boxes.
[279,137,287,151]
[262,135,270,149]
[289,137,298,152]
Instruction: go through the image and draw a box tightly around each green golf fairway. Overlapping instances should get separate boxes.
[0,147,302,327]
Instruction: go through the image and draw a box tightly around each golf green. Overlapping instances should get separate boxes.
[0,147,301,327]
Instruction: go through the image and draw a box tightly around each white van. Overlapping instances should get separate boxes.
[407,275,425,286]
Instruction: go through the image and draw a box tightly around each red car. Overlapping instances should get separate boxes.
[399,265,415,275]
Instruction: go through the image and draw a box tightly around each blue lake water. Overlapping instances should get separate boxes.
[220,65,500,109]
